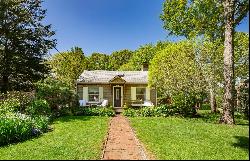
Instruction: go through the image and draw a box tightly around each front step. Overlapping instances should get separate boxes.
[113,107,123,113]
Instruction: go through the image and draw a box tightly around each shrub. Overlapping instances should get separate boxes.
[0,98,20,116]
[75,106,115,117]
[35,78,79,117]
[32,116,49,133]
[138,107,156,117]
[0,91,34,113]
[26,99,50,116]
[123,108,138,117]
[0,113,49,146]
[237,87,249,120]
[200,103,211,110]
[123,104,194,118]
[172,93,197,116]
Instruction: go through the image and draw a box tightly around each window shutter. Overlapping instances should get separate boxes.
[99,87,103,101]
[83,87,88,101]
[131,87,136,100]
[146,87,150,101]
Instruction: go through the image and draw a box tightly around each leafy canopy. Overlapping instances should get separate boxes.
[0,0,56,92]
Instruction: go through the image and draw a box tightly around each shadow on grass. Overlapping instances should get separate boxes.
[186,111,220,124]
[0,128,53,148]
[55,115,93,123]
[189,110,249,126]
[232,136,249,151]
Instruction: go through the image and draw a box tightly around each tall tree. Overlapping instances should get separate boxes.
[109,49,133,70]
[195,38,224,113]
[149,40,206,99]
[0,0,56,93]
[119,41,170,71]
[234,32,249,81]
[86,53,110,70]
[47,47,86,88]
[160,0,249,124]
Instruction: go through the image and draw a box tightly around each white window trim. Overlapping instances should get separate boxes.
[88,86,100,103]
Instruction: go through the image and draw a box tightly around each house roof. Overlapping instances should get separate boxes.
[77,70,148,84]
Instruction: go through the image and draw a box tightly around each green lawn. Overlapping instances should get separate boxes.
[0,116,110,160]
[129,111,249,160]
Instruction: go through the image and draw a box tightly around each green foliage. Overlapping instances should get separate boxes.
[31,115,49,133]
[47,47,86,88]
[0,91,34,113]
[234,32,249,80]
[75,107,115,117]
[119,41,171,71]
[149,40,205,97]
[160,0,248,40]
[161,0,223,38]
[86,53,110,70]
[171,93,197,116]
[109,49,133,70]
[0,98,20,115]
[237,82,249,120]
[26,99,50,116]
[0,116,109,160]
[0,0,56,93]
[123,103,196,118]
[122,108,138,117]
[200,103,211,110]
[35,78,79,117]
[0,113,49,146]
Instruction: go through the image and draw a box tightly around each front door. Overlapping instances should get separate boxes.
[114,87,121,107]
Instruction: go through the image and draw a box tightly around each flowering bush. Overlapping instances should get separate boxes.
[0,91,34,113]
[0,113,49,146]
[0,98,20,116]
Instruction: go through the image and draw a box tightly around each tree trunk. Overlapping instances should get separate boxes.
[209,87,217,113]
[219,0,235,124]
[2,75,9,94]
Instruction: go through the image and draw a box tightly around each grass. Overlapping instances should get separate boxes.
[0,116,110,160]
[129,110,249,160]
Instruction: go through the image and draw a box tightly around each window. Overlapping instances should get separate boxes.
[88,87,99,102]
[116,88,120,100]
[136,88,146,101]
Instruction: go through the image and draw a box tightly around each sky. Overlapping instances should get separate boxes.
[43,0,249,56]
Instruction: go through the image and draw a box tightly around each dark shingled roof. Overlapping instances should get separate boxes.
[77,70,148,84]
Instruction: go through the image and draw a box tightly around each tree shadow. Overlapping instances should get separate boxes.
[232,136,249,151]
[55,115,92,123]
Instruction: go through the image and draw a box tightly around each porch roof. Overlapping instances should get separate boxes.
[77,70,148,84]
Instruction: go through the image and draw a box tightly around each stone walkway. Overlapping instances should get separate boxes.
[102,114,148,160]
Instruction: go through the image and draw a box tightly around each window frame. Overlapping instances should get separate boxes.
[88,86,100,102]
[136,87,146,101]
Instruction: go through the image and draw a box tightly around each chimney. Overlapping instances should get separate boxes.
[141,63,148,71]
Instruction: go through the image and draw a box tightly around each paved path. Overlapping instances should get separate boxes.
[102,114,148,160]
